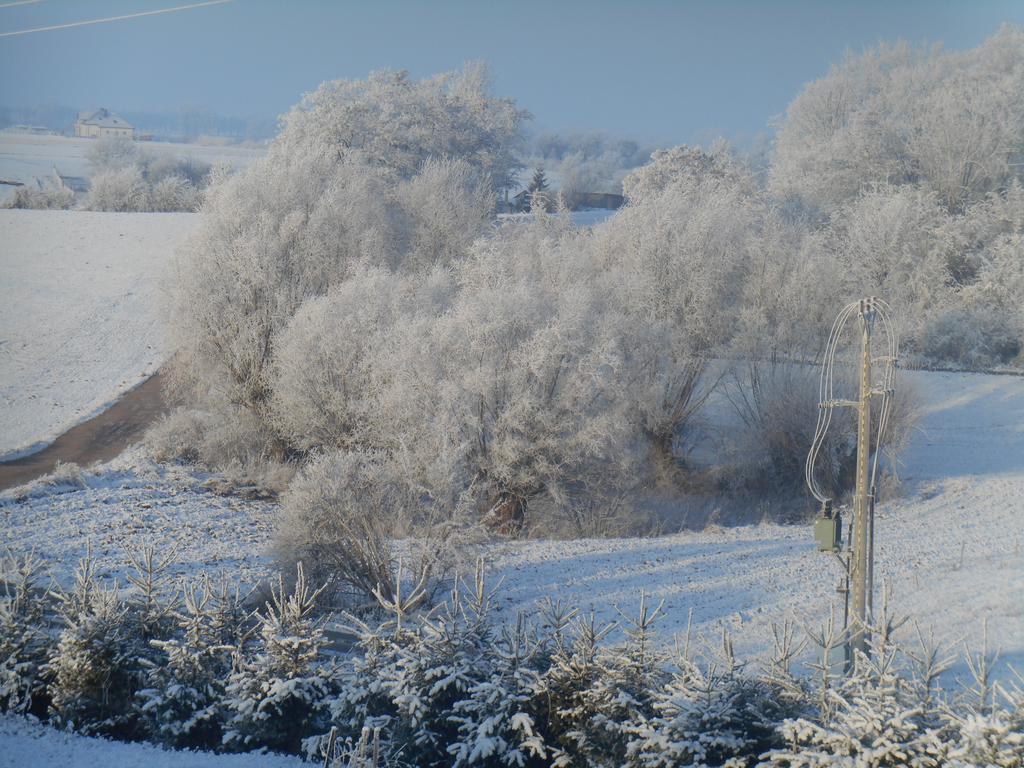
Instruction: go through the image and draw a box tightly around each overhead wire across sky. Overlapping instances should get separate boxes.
[0,0,231,38]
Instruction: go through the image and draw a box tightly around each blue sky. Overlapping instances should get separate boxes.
[1,0,1022,145]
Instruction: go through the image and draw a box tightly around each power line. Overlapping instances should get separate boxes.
[0,0,44,9]
[0,0,231,38]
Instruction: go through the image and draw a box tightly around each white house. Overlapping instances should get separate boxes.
[74,108,134,139]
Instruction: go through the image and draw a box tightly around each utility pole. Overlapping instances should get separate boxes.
[849,298,875,660]
[806,297,897,674]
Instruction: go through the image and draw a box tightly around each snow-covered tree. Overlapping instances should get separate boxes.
[765,611,951,767]
[597,145,759,472]
[138,575,249,750]
[770,27,1024,213]
[389,215,633,529]
[47,557,149,738]
[222,564,335,755]
[277,62,527,192]
[0,553,52,716]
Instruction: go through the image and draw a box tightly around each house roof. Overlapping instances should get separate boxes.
[76,108,132,130]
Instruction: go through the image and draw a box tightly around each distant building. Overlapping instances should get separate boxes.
[74,108,134,139]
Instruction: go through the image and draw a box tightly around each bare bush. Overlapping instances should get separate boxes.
[274,450,468,607]
[727,362,920,503]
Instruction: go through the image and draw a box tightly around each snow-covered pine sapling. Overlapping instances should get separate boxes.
[766,599,948,767]
[760,619,811,721]
[447,611,549,767]
[379,560,501,763]
[125,544,180,643]
[47,553,149,738]
[138,573,246,749]
[944,623,1024,768]
[0,551,53,716]
[553,593,669,767]
[222,562,334,755]
[536,609,615,768]
[626,628,781,768]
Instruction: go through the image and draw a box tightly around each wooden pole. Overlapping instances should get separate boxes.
[849,299,874,663]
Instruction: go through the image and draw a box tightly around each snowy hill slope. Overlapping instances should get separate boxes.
[0,210,199,459]
[491,370,1024,672]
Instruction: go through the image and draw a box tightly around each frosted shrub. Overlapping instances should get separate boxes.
[268,267,454,454]
[222,564,335,755]
[87,136,139,173]
[2,183,74,210]
[398,217,633,530]
[728,363,919,504]
[275,450,461,608]
[148,174,200,212]
[144,407,211,464]
[84,165,150,212]
[0,553,53,716]
[143,404,292,493]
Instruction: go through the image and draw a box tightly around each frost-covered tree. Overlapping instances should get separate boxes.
[389,215,633,529]
[277,62,527,191]
[597,145,759,471]
[771,27,1024,213]
[268,267,454,454]
[168,78,503,418]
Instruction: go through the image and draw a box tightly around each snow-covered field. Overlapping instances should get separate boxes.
[0,133,264,194]
[491,370,1024,672]
[0,210,199,459]
[0,715,302,768]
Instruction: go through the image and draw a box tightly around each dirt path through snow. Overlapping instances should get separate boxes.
[0,373,165,491]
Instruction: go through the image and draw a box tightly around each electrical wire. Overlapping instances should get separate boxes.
[805,298,899,506]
